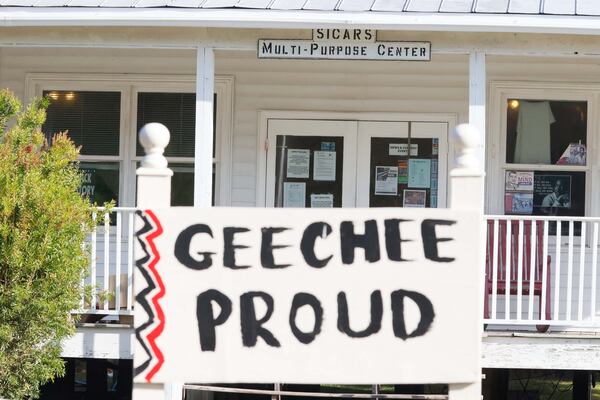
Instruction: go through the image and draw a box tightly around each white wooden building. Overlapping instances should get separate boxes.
[2,0,600,398]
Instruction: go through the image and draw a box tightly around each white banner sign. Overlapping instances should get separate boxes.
[134,207,480,384]
[258,29,430,61]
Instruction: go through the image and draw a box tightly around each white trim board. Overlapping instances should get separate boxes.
[2,8,600,36]
[482,334,600,370]
[61,325,134,359]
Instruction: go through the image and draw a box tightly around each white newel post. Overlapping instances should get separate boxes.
[132,123,182,400]
[448,124,484,400]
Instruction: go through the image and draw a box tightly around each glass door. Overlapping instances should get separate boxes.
[266,119,448,208]
[356,121,448,208]
[266,119,357,207]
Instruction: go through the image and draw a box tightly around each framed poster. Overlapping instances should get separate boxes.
[505,170,533,192]
[504,192,534,214]
[375,166,398,195]
[533,174,571,208]
[403,189,426,208]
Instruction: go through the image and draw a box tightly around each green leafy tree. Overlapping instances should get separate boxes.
[0,89,92,399]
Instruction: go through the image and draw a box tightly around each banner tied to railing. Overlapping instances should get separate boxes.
[133,207,481,384]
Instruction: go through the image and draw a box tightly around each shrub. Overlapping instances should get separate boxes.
[0,89,92,399]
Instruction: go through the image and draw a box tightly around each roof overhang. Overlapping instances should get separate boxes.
[0,8,600,36]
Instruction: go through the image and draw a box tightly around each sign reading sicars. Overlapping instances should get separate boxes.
[134,207,479,384]
[258,29,431,61]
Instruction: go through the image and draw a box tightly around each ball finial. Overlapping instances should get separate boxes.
[453,123,480,171]
[139,123,170,169]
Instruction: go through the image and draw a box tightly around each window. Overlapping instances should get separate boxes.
[491,84,592,237]
[505,100,587,166]
[43,90,122,206]
[135,92,218,206]
[29,74,233,208]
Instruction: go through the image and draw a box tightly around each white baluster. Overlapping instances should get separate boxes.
[103,211,110,311]
[528,220,536,321]
[554,221,562,321]
[578,222,586,321]
[90,212,97,310]
[566,220,574,321]
[115,211,122,312]
[491,219,499,319]
[541,220,549,322]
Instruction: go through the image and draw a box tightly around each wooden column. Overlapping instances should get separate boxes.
[194,46,215,208]
[469,51,486,185]
[448,123,484,400]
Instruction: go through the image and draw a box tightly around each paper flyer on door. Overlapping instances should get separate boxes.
[408,159,431,188]
[287,149,310,178]
[283,182,306,207]
[310,193,334,207]
[375,166,398,195]
[313,151,336,181]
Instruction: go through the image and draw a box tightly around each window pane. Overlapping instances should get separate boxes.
[368,137,439,208]
[505,170,585,235]
[170,163,194,206]
[79,162,119,206]
[43,91,121,156]
[74,359,86,392]
[106,360,118,392]
[135,162,215,206]
[136,93,217,158]
[506,100,587,165]
[273,135,344,208]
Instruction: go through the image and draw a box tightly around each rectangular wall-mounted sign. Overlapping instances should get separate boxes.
[258,29,430,61]
[313,28,376,42]
[134,207,480,384]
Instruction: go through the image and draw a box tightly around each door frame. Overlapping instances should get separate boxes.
[257,110,458,207]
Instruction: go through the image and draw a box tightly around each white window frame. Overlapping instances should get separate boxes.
[487,81,600,247]
[25,78,130,206]
[25,73,234,207]
[487,81,597,218]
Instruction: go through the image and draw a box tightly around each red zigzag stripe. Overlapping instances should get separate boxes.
[143,209,166,383]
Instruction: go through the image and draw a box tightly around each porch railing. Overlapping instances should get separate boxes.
[74,207,138,317]
[484,215,600,329]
